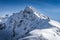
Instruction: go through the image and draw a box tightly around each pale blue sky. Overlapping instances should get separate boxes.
[0,0,60,21]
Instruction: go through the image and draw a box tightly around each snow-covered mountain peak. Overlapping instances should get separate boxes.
[4,6,51,40]
[1,6,60,40]
[24,6,35,11]
[24,6,36,14]
[24,6,49,20]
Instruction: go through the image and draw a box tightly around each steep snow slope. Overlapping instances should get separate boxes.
[19,20,60,40]
[20,28,60,40]
[49,20,60,28]
[0,6,60,40]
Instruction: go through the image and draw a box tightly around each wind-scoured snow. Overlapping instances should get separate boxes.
[0,6,60,40]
